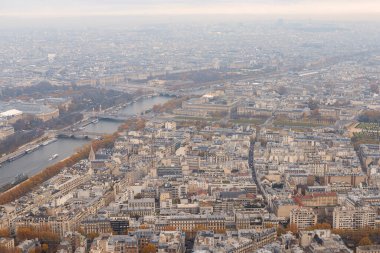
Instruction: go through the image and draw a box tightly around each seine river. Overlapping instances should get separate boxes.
[0,96,171,187]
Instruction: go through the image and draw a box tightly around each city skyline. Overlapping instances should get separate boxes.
[0,1,380,252]
[1,0,380,18]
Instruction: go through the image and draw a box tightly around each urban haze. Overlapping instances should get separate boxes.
[0,1,380,253]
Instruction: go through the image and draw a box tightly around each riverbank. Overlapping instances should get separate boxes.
[0,139,88,190]
[0,94,169,166]
[0,134,117,205]
[0,117,148,204]
[0,133,53,165]
[0,96,172,194]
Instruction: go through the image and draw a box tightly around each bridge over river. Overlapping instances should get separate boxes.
[57,130,106,139]
[97,113,132,121]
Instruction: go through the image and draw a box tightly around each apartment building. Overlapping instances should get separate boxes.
[157,215,226,232]
[333,206,376,229]
[290,207,317,230]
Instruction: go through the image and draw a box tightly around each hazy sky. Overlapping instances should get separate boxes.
[1,0,380,18]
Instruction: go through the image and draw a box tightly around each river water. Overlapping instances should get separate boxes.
[84,96,170,134]
[0,96,170,187]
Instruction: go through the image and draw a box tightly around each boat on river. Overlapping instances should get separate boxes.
[49,154,59,161]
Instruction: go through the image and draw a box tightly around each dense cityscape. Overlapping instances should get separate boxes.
[0,4,380,253]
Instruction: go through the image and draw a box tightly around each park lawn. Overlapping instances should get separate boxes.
[356,122,380,130]
[231,118,267,125]
[274,119,329,128]
[174,116,218,122]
